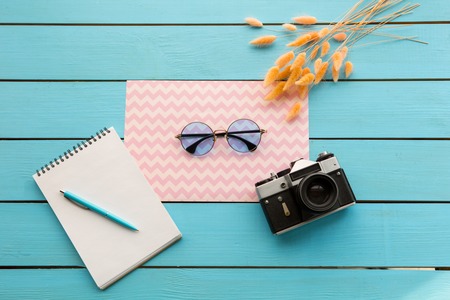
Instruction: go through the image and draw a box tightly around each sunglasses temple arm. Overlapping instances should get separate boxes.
[180,129,265,153]
[184,134,256,153]
[184,134,215,154]
[227,129,266,135]
[227,134,258,152]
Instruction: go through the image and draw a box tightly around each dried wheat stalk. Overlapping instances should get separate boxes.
[246,0,425,121]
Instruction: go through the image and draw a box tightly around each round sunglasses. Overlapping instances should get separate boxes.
[175,119,267,156]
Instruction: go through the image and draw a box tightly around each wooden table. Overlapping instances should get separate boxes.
[1,1,450,298]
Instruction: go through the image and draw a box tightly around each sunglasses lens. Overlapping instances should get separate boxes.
[227,119,262,153]
[179,122,214,156]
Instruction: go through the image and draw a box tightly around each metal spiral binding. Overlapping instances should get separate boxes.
[35,127,111,176]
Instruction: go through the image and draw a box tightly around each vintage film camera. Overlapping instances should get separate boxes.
[255,152,356,235]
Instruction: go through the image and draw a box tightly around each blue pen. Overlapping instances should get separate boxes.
[60,190,139,231]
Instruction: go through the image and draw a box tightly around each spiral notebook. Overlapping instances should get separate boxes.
[32,127,181,289]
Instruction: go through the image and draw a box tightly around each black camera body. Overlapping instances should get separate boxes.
[255,152,356,235]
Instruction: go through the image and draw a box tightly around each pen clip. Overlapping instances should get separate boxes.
[60,190,89,210]
[68,200,89,210]
[63,196,89,210]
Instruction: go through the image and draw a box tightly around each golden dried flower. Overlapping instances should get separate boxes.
[320,41,331,57]
[340,46,349,60]
[298,85,308,100]
[295,73,315,86]
[265,82,286,100]
[345,61,354,78]
[290,52,306,71]
[314,58,323,74]
[277,65,292,80]
[332,51,343,71]
[263,66,280,87]
[333,32,347,42]
[318,27,330,38]
[301,67,311,76]
[275,51,295,68]
[245,17,263,27]
[310,45,320,60]
[332,67,340,83]
[314,62,329,84]
[287,34,312,47]
[284,66,303,91]
[282,23,297,31]
[249,35,277,46]
[292,15,317,25]
[285,102,302,121]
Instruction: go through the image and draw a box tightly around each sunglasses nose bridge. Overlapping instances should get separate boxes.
[213,129,227,139]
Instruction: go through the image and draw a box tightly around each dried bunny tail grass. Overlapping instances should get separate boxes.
[308,31,320,41]
[332,51,343,71]
[310,45,320,60]
[340,46,349,60]
[283,66,303,91]
[275,51,295,68]
[345,61,353,78]
[301,67,311,76]
[333,32,347,42]
[265,82,286,101]
[282,23,297,31]
[292,15,317,25]
[298,85,309,100]
[318,27,330,38]
[320,41,330,57]
[290,52,306,71]
[314,62,329,84]
[314,58,322,74]
[263,66,280,87]
[332,67,340,83]
[245,17,263,27]
[295,73,315,86]
[285,102,302,122]
[287,33,311,47]
[250,35,277,46]
[277,65,292,80]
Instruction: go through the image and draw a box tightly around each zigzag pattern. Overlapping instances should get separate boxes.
[124,81,309,202]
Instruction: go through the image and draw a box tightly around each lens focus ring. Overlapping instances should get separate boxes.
[297,173,338,212]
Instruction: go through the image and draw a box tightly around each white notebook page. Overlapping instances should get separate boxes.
[33,127,181,289]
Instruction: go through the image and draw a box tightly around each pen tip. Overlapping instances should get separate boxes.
[59,190,65,194]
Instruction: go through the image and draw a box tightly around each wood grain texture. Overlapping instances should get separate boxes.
[1,203,450,267]
[1,81,449,139]
[309,81,450,138]
[311,140,450,201]
[1,140,448,201]
[1,268,449,299]
[0,0,448,24]
[0,25,445,80]
[2,0,449,297]
[0,82,126,138]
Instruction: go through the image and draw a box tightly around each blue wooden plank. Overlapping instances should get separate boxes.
[0,25,445,80]
[0,140,91,200]
[309,81,450,138]
[1,203,450,267]
[0,269,449,299]
[0,82,126,138]
[0,0,448,24]
[0,140,448,201]
[1,81,448,138]
[310,140,450,201]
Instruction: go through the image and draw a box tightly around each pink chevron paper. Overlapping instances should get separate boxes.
[124,81,308,202]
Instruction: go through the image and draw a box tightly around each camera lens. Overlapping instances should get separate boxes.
[297,173,338,212]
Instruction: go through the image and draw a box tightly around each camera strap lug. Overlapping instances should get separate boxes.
[282,202,291,217]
